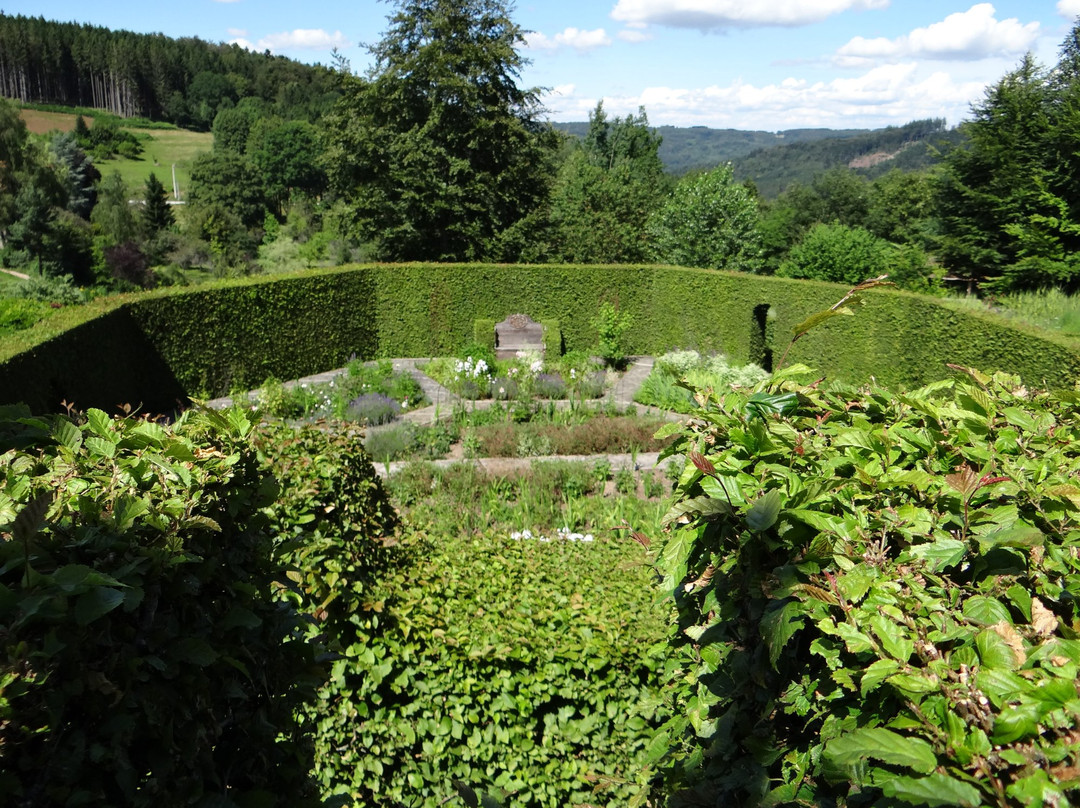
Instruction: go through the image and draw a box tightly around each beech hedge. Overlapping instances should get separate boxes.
[0,405,320,807]
[2,264,1079,413]
[651,364,1080,807]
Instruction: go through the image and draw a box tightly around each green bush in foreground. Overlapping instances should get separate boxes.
[651,365,1080,806]
[313,528,668,807]
[0,406,319,807]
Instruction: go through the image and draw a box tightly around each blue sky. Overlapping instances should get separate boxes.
[6,1,1079,130]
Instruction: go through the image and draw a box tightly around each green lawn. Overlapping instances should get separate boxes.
[93,128,212,198]
[20,107,212,198]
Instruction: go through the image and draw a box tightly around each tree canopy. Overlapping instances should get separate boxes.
[322,0,557,261]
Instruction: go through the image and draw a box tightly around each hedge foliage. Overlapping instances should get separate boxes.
[0,405,320,807]
[651,364,1080,807]
[2,264,1080,413]
[309,529,667,807]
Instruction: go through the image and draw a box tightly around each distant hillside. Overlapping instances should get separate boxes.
[0,13,339,130]
[731,118,965,197]
[552,121,871,175]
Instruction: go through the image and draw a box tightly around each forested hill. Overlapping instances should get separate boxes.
[730,118,966,197]
[0,13,339,129]
[552,121,871,175]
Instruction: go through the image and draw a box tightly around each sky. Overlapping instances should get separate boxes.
[5,0,1080,131]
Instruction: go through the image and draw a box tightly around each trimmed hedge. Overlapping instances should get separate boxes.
[0,406,320,806]
[3,264,1080,413]
[651,366,1080,806]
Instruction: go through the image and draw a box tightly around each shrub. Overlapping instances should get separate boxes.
[0,406,318,806]
[650,365,1080,807]
[0,297,51,337]
[594,301,631,368]
[656,349,702,377]
[315,528,667,806]
[778,222,893,285]
[533,372,567,399]
[345,392,401,425]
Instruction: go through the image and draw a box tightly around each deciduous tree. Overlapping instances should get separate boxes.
[649,163,761,271]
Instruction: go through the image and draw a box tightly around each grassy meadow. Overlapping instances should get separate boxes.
[19,107,212,197]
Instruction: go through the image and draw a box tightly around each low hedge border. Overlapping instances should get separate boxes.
[3,264,1079,413]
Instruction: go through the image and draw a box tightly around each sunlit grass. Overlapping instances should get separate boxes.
[947,288,1080,337]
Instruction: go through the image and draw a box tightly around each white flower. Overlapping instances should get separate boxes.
[530,360,543,374]
[498,387,505,395]
[570,368,577,379]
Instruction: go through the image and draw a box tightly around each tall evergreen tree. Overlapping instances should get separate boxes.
[322,0,557,261]
[936,54,1058,291]
[141,172,174,235]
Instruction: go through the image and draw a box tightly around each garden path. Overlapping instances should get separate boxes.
[205,356,689,480]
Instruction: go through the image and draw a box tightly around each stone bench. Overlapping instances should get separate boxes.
[494,314,545,359]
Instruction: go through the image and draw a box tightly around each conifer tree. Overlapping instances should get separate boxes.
[322,0,556,261]
[141,172,174,235]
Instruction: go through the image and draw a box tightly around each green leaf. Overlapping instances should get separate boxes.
[861,659,900,696]
[825,728,937,775]
[112,495,149,531]
[53,419,83,452]
[963,596,1012,627]
[886,673,940,695]
[746,489,783,532]
[976,629,1021,670]
[662,496,731,526]
[760,599,804,668]
[976,523,1044,551]
[84,436,117,458]
[881,773,983,807]
[653,421,684,440]
[172,637,219,667]
[74,587,125,625]
[86,408,113,437]
[745,392,798,421]
[910,538,966,571]
[792,306,854,338]
[991,702,1041,744]
[870,614,913,662]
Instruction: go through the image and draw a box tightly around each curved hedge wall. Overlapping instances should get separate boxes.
[3,263,1080,413]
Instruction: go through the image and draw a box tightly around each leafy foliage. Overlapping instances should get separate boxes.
[543,103,667,264]
[649,163,761,271]
[322,0,556,261]
[650,361,1080,806]
[778,222,894,285]
[0,405,319,806]
[5,262,1080,413]
[304,525,667,806]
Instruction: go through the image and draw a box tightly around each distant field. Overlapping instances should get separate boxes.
[19,108,212,198]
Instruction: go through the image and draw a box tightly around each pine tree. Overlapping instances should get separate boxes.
[141,172,174,235]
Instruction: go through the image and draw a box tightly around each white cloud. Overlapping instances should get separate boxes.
[546,63,986,130]
[610,0,889,31]
[229,28,349,53]
[617,29,652,43]
[526,27,612,52]
[836,4,1039,65]
[227,28,247,37]
[1059,0,1080,19]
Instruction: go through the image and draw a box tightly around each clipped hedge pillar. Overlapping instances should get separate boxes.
[472,318,496,354]
[541,319,562,357]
